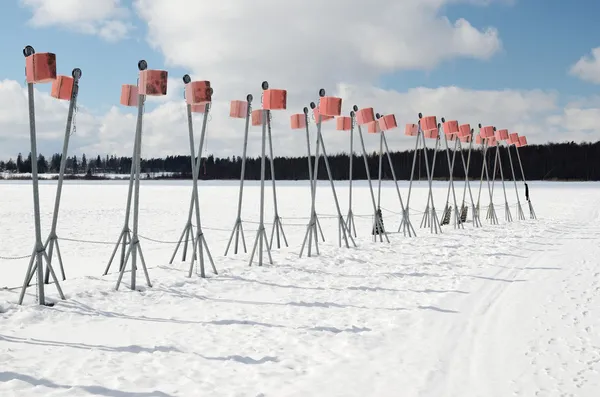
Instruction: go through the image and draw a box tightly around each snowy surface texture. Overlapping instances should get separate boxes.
[0,180,599,397]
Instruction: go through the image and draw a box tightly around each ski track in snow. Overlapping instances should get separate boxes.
[0,180,598,396]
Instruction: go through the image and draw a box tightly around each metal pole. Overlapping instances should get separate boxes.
[317,123,355,249]
[188,103,217,277]
[381,131,413,236]
[42,68,81,284]
[441,131,462,229]
[505,142,525,220]
[249,82,273,265]
[482,140,499,225]
[399,130,421,235]
[514,145,536,219]
[302,109,325,243]
[299,107,322,258]
[457,132,481,227]
[266,111,288,249]
[355,118,388,243]
[496,144,513,222]
[420,129,441,234]
[115,59,152,291]
[345,116,357,237]
[225,95,252,255]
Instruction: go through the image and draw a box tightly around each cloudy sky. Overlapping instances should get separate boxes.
[1,0,599,161]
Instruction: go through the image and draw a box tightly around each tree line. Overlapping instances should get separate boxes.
[0,141,598,181]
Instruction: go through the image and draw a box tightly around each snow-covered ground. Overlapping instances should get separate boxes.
[0,179,598,396]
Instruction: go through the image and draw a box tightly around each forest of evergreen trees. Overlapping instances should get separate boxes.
[0,141,599,181]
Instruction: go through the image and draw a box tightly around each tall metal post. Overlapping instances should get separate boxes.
[299,106,323,258]
[375,113,412,237]
[266,111,288,250]
[419,117,442,234]
[514,143,536,219]
[439,120,462,229]
[18,45,65,306]
[249,81,273,266]
[494,140,513,222]
[114,60,153,291]
[354,108,388,243]
[457,130,481,227]
[302,107,325,244]
[345,114,357,237]
[39,68,81,285]
[399,127,421,236]
[504,141,525,220]
[224,94,253,255]
[313,96,355,249]
[480,128,499,225]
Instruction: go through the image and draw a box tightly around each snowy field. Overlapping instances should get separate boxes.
[0,179,599,396]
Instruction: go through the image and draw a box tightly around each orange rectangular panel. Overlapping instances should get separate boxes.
[319,97,342,117]
[460,134,471,143]
[509,133,519,144]
[186,80,211,105]
[229,100,248,118]
[252,109,264,126]
[487,137,497,146]
[475,135,483,145]
[405,123,418,136]
[290,114,306,129]
[25,52,57,84]
[420,116,437,131]
[367,121,381,134]
[480,126,495,138]
[263,89,287,110]
[458,124,471,137]
[518,136,528,146]
[336,116,352,131]
[495,129,509,141]
[139,69,168,96]
[50,75,74,101]
[442,120,459,135]
[120,84,138,107]
[379,114,397,131]
[423,128,439,139]
[313,107,334,122]
[191,103,207,113]
[355,108,375,125]
[448,134,457,141]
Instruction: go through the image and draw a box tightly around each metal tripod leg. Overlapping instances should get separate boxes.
[442,136,463,229]
[249,108,273,266]
[399,132,421,235]
[420,135,442,233]
[514,145,536,220]
[458,134,481,227]
[381,131,413,237]
[266,113,288,250]
[496,145,512,222]
[505,142,525,220]
[345,120,357,237]
[356,123,388,243]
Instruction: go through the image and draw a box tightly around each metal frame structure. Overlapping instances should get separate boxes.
[514,136,537,219]
[488,130,513,223]
[18,45,66,306]
[112,60,153,291]
[398,122,421,236]
[300,90,356,257]
[457,129,482,227]
[476,125,499,225]
[354,108,388,243]
[439,118,463,229]
[266,110,288,250]
[170,74,218,278]
[418,115,442,234]
[224,94,253,256]
[344,112,357,238]
[375,113,413,237]
[504,136,526,221]
[249,81,275,266]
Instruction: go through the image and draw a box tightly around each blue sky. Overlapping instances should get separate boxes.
[0,1,596,110]
[0,0,598,160]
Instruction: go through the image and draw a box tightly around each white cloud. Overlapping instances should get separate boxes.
[569,47,600,84]
[3,0,598,164]
[20,0,133,41]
